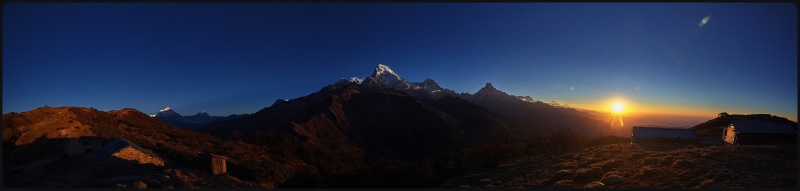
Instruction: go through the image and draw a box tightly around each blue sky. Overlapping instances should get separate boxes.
[3,3,797,121]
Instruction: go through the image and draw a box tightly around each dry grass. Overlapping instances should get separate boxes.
[111,146,165,166]
[3,107,298,188]
[439,143,797,188]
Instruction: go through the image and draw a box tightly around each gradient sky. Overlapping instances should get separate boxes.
[3,3,797,121]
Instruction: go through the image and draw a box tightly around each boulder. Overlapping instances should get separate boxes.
[549,169,574,182]
[627,152,649,160]
[579,158,602,168]
[132,181,147,189]
[660,156,675,165]
[573,167,603,182]
[552,180,577,188]
[642,156,659,165]
[601,172,623,185]
[599,159,620,170]
[551,162,576,171]
[639,166,659,177]
[584,181,605,188]
[698,179,714,188]
[671,157,696,169]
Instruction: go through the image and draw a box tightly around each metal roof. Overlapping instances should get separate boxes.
[632,126,697,140]
[730,120,796,135]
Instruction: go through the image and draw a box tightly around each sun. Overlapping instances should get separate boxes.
[612,103,624,113]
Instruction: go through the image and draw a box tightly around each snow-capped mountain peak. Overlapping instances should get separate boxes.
[155,106,180,119]
[159,107,172,113]
[193,111,210,117]
[272,98,288,107]
[185,111,214,124]
[335,77,364,85]
[364,64,410,89]
[518,96,535,102]
[473,83,513,101]
[349,77,363,84]
[372,64,405,84]
[331,64,541,104]
[476,83,501,94]
[470,83,537,103]
[413,78,442,91]
[483,83,496,91]
[152,107,251,130]
[374,64,397,77]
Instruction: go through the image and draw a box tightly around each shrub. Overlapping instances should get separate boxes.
[132,181,147,189]
[588,135,630,146]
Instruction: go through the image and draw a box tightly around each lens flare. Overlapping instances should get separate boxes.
[612,103,624,113]
[610,102,625,129]
[699,15,711,28]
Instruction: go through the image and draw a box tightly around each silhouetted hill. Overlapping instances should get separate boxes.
[199,84,517,187]
[692,114,797,137]
[2,106,308,188]
[153,107,250,130]
[432,96,536,143]
[460,84,608,139]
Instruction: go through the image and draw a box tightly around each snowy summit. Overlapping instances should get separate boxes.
[365,64,410,89]
[156,107,179,118]
[159,107,172,112]
[335,77,364,85]
[350,64,536,103]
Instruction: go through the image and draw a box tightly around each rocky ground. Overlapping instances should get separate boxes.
[439,143,797,188]
[3,148,269,189]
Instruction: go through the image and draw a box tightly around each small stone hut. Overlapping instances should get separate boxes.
[62,136,104,158]
[198,152,227,175]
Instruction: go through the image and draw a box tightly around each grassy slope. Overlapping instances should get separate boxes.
[2,106,306,187]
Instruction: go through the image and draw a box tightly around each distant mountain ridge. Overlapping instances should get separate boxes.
[153,107,250,130]
[200,83,513,160]
[336,64,611,138]
[193,63,617,186]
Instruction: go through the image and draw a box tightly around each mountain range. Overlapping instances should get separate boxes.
[3,64,643,188]
[197,63,616,144]
[192,64,620,186]
[153,107,250,130]
[339,64,610,138]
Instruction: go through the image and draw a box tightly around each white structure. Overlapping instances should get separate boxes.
[631,126,697,144]
[723,120,796,145]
